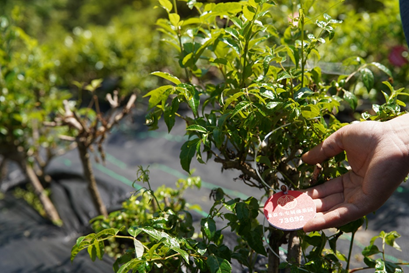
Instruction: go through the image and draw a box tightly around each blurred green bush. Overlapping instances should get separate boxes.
[0,0,407,100]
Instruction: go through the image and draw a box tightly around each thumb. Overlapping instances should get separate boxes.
[302,127,346,164]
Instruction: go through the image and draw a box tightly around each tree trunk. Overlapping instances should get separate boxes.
[77,142,108,218]
[268,230,280,273]
[20,161,61,224]
[285,231,302,273]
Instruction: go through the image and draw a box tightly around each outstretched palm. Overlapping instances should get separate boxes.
[302,116,409,232]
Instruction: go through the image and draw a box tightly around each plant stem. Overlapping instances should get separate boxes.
[286,231,302,273]
[77,141,108,218]
[346,231,355,271]
[20,160,62,225]
[268,231,280,273]
[173,0,178,14]
[240,7,258,89]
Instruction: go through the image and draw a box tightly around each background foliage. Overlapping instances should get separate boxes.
[1,0,409,272]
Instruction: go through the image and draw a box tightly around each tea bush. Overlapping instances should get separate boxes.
[72,0,408,272]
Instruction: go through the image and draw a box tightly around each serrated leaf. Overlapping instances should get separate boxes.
[151,71,181,85]
[134,239,145,258]
[361,68,374,91]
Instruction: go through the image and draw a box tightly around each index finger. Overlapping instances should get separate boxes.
[302,127,346,164]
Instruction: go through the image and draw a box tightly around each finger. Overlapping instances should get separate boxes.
[305,176,344,199]
[313,192,344,212]
[303,204,360,232]
[302,127,346,164]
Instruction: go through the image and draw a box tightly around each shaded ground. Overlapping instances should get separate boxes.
[1,107,408,272]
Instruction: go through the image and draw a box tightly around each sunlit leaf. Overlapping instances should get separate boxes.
[134,239,145,258]
[361,68,374,91]
[151,71,181,85]
[159,0,173,12]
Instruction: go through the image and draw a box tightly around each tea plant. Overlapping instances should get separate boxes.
[47,80,137,217]
[72,0,408,272]
[0,12,73,224]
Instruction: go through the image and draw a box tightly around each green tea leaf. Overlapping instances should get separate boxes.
[169,13,180,27]
[159,0,173,12]
[117,258,142,273]
[180,138,201,172]
[179,84,200,117]
[301,105,320,119]
[128,226,142,237]
[361,68,374,91]
[343,90,357,110]
[339,218,363,233]
[186,124,208,133]
[243,5,255,21]
[207,255,232,273]
[246,225,267,255]
[223,91,245,110]
[151,71,181,85]
[201,218,216,240]
[87,243,97,262]
[370,62,392,78]
[144,85,173,109]
[230,101,250,118]
[362,244,381,257]
[212,3,242,15]
[364,257,376,268]
[134,239,145,258]
[213,127,224,148]
[384,231,401,251]
[96,228,119,239]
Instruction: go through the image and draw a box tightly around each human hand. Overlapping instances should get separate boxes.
[302,114,409,232]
